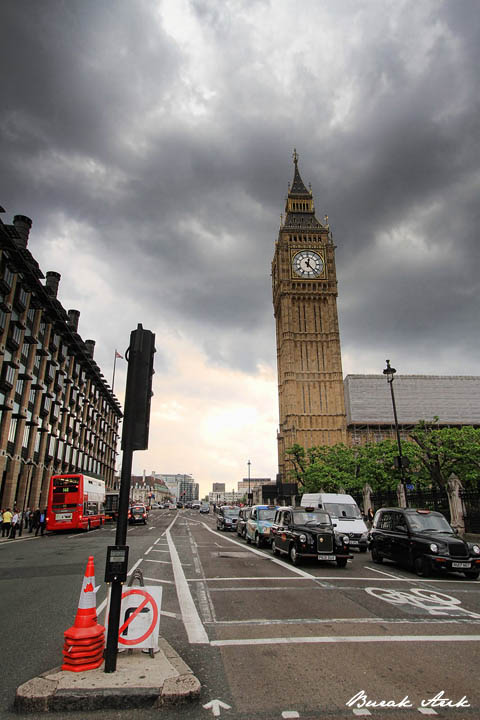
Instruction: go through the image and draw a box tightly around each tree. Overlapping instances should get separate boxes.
[409,421,480,489]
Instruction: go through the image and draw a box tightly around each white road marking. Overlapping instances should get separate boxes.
[365,587,480,619]
[145,558,171,564]
[166,528,209,644]
[144,546,153,555]
[353,710,372,716]
[282,712,300,719]
[364,565,400,579]
[417,709,438,715]
[151,549,170,553]
[127,558,143,575]
[211,634,480,647]
[203,699,231,717]
[149,526,155,530]
[206,616,480,626]
[154,538,167,545]
[161,610,180,619]
[143,577,174,585]
[162,514,179,537]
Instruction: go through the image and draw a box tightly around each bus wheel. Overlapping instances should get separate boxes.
[87,520,91,532]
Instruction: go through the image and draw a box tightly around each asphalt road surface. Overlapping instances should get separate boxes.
[1,508,479,720]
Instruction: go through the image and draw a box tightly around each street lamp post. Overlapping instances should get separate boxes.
[383,359,408,507]
[247,460,251,506]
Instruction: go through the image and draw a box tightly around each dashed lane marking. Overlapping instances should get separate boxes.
[151,549,170,553]
[418,709,438,715]
[282,712,300,719]
[145,546,153,555]
[143,577,174,585]
[352,710,371,717]
[210,634,480,647]
[145,558,171,564]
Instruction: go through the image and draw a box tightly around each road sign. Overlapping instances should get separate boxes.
[110,586,162,650]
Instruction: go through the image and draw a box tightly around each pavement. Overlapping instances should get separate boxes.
[15,638,201,713]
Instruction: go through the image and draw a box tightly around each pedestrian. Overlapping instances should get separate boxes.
[0,508,3,536]
[28,508,35,532]
[33,508,41,535]
[2,508,12,537]
[36,508,47,536]
[367,507,374,527]
[10,510,19,539]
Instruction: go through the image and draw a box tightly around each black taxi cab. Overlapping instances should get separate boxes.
[369,507,480,579]
[270,506,352,567]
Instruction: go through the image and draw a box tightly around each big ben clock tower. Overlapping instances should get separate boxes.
[272,151,347,479]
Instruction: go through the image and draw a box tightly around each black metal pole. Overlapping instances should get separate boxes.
[248,460,251,506]
[104,446,133,672]
[388,379,409,508]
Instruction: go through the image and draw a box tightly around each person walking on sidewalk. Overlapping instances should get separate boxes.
[2,508,12,537]
[0,508,3,536]
[35,508,46,536]
[10,510,19,539]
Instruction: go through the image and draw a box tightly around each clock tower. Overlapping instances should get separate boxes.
[272,151,347,478]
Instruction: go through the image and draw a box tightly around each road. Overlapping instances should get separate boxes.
[1,509,479,720]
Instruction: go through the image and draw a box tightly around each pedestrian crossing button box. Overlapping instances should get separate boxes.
[105,545,129,583]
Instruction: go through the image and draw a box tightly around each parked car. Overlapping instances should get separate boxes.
[369,508,480,579]
[301,492,369,551]
[236,506,252,538]
[271,506,352,567]
[199,502,210,514]
[216,506,240,532]
[245,505,278,547]
[128,504,148,525]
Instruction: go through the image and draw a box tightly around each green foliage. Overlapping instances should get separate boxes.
[409,421,480,489]
[286,422,480,495]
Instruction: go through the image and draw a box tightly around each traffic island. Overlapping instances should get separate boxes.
[15,639,201,713]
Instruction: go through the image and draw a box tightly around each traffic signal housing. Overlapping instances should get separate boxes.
[122,324,156,451]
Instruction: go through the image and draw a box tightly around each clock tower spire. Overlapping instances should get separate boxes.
[272,152,347,480]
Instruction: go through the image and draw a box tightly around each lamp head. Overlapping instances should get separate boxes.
[383,359,397,382]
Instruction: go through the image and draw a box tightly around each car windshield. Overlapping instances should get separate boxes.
[258,509,276,521]
[323,503,361,519]
[408,513,453,533]
[293,511,330,526]
[223,508,239,517]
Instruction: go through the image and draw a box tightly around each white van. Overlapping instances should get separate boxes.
[300,493,368,551]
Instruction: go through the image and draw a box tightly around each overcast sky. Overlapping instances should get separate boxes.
[1,0,479,495]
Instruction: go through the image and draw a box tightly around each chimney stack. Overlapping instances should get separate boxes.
[67,309,80,332]
[85,339,95,358]
[13,215,32,248]
[45,271,61,298]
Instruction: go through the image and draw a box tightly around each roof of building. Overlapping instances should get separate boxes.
[344,374,480,426]
[283,152,325,231]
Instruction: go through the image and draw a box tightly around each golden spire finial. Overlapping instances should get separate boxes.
[292,148,298,165]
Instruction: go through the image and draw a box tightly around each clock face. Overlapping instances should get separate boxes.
[292,250,324,278]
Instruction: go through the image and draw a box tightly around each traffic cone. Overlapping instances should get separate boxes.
[62,556,105,672]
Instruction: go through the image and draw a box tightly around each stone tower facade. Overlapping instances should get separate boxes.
[272,151,347,479]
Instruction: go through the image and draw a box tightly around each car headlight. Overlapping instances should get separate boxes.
[472,544,480,555]
[342,535,350,544]
[429,543,439,553]
[299,533,307,543]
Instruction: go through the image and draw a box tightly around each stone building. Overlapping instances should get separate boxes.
[0,210,122,510]
[272,152,347,477]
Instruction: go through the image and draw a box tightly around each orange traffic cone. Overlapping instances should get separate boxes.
[62,556,105,672]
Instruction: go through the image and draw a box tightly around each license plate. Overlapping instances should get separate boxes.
[349,540,359,545]
[317,554,333,561]
[263,527,270,534]
[56,513,72,521]
[452,562,471,569]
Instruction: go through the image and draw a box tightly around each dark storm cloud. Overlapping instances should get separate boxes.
[1,0,480,376]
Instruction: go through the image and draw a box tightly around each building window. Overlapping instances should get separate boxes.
[22,425,30,449]
[8,418,17,444]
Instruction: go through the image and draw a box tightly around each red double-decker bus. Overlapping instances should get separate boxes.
[46,473,106,532]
